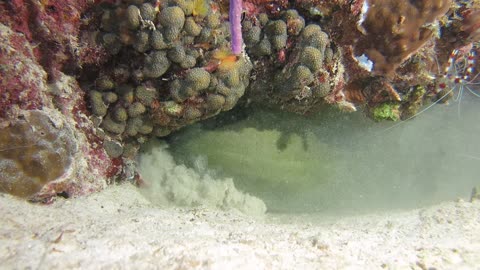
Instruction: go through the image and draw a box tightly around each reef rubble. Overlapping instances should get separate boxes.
[1,0,479,201]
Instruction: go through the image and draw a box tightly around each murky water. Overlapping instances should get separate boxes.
[141,93,480,214]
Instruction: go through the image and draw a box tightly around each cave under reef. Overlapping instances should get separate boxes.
[1,0,480,214]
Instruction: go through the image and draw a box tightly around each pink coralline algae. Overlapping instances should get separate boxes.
[0,1,120,202]
[0,24,47,118]
[0,0,105,80]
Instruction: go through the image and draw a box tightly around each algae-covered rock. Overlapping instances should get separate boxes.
[101,114,126,134]
[159,6,185,41]
[150,30,168,50]
[371,103,401,122]
[135,85,158,106]
[91,0,252,141]
[95,75,115,91]
[185,68,210,91]
[139,2,156,21]
[133,30,150,53]
[125,5,141,30]
[168,46,186,64]
[113,106,128,122]
[102,92,118,104]
[90,90,108,116]
[206,94,225,111]
[401,85,426,120]
[300,46,324,71]
[104,140,123,158]
[128,102,146,117]
[144,51,170,78]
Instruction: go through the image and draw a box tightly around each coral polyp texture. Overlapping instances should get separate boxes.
[0,110,76,199]
[91,0,252,142]
[243,10,349,113]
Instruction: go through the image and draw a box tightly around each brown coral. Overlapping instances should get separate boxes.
[459,9,480,43]
[0,110,77,198]
[356,0,451,76]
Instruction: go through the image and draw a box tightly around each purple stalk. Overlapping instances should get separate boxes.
[229,0,243,55]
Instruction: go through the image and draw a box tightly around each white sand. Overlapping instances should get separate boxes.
[1,183,479,269]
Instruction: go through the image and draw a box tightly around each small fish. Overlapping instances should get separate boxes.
[213,47,238,71]
[204,47,238,72]
[193,0,210,17]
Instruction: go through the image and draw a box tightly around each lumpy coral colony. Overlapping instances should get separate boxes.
[1,0,479,200]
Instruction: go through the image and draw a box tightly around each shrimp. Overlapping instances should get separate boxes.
[382,43,480,132]
[437,45,480,104]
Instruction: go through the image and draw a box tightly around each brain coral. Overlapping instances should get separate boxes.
[0,110,77,198]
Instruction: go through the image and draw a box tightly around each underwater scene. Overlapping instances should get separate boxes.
[1,0,480,268]
[139,99,480,215]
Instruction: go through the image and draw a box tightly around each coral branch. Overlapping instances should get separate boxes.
[356,0,451,76]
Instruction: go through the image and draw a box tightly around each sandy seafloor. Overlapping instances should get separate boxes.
[1,183,479,269]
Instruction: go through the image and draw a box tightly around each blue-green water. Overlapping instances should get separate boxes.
[150,94,480,214]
